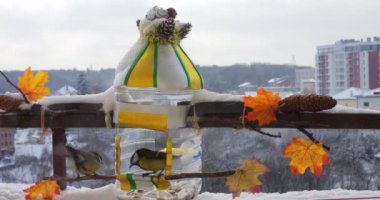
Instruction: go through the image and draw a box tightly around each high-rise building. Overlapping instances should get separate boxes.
[316,37,380,95]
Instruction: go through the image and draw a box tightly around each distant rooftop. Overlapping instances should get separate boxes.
[238,82,255,88]
[318,37,380,49]
[333,87,371,100]
[55,85,78,96]
[336,37,380,44]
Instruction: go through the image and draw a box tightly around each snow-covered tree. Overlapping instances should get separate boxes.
[76,72,89,95]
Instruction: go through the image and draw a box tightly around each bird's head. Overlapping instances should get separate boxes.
[130,151,140,168]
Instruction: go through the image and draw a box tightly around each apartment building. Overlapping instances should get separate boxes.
[316,37,380,95]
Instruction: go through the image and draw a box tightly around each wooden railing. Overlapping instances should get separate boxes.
[1,102,380,189]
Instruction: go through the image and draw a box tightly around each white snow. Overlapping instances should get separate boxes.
[38,87,113,110]
[192,90,380,114]
[192,89,242,103]
[0,183,25,200]
[38,87,115,128]
[198,190,380,200]
[321,105,380,114]
[2,182,380,200]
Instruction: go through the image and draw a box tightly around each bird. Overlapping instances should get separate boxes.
[130,148,166,176]
[66,145,103,177]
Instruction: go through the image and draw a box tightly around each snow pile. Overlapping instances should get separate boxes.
[198,190,380,200]
[322,105,380,114]
[0,183,25,200]
[62,184,119,200]
[38,87,115,127]
[193,89,242,103]
[2,182,380,200]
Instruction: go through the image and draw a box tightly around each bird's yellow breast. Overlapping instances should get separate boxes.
[82,159,101,173]
[139,157,165,172]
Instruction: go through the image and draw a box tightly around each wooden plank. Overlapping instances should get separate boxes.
[187,102,380,129]
[0,110,109,128]
[0,102,380,129]
[52,128,67,190]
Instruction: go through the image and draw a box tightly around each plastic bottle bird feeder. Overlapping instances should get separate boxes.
[113,6,203,198]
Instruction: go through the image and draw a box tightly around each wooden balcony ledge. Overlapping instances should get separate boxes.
[1,101,380,189]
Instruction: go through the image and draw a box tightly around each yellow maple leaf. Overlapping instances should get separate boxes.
[18,67,50,101]
[226,159,269,198]
[23,180,60,200]
[242,88,281,126]
[282,137,329,177]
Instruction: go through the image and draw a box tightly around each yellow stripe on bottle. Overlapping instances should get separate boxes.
[118,112,168,132]
[173,44,202,89]
[165,137,173,175]
[127,42,155,87]
[115,135,121,175]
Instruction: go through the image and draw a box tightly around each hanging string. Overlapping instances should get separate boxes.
[241,105,246,129]
[105,111,112,128]
[192,105,201,132]
[115,121,121,175]
[38,107,48,141]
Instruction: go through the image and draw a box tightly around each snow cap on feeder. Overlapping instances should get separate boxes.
[114,6,203,90]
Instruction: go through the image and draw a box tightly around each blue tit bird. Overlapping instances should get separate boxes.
[66,145,103,177]
[130,148,166,176]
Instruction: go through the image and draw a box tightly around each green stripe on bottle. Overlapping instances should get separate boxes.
[126,174,136,190]
[150,177,158,189]
[178,44,203,88]
[153,41,158,88]
[172,44,191,88]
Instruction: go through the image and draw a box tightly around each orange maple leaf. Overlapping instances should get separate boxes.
[242,88,281,126]
[18,67,50,102]
[23,179,60,200]
[282,137,329,177]
[226,159,269,198]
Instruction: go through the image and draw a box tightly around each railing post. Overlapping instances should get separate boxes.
[52,128,67,190]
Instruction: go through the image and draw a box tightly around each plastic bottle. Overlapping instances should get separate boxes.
[115,86,202,199]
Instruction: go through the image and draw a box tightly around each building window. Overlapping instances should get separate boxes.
[364,102,369,107]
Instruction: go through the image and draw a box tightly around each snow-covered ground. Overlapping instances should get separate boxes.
[13,128,51,159]
[1,182,380,200]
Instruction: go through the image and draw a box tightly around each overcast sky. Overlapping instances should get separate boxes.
[1,0,379,70]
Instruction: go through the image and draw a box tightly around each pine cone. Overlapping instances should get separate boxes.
[179,23,192,39]
[167,8,177,19]
[279,94,337,113]
[0,95,24,111]
[157,18,175,39]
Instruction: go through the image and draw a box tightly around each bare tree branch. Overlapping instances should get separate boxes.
[49,170,237,183]
[250,128,281,138]
[165,171,235,180]
[297,127,330,151]
[0,70,30,104]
